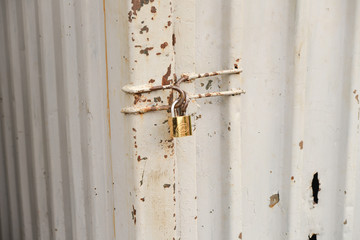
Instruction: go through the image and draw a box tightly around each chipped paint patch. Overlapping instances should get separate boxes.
[131,0,154,16]
[205,80,213,90]
[139,47,154,56]
[269,193,280,208]
[139,25,149,34]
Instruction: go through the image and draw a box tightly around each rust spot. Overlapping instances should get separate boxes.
[239,232,242,239]
[172,34,176,46]
[164,155,168,158]
[269,193,280,208]
[148,79,155,83]
[131,37,135,41]
[132,128,137,132]
[156,52,161,55]
[151,6,156,13]
[344,219,347,224]
[291,176,294,180]
[356,95,359,104]
[137,156,148,162]
[194,216,197,220]
[128,11,133,22]
[139,47,154,56]
[299,140,303,150]
[162,64,172,85]
[353,89,357,94]
[163,183,171,188]
[131,0,154,16]
[228,126,231,131]
[131,205,136,224]
[167,21,172,26]
[134,45,142,48]
[140,25,149,34]
[140,197,145,202]
[236,58,240,62]
[160,42,169,49]
[205,93,211,97]
[134,93,142,104]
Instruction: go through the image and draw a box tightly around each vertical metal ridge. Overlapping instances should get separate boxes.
[4,0,37,238]
[75,1,113,239]
[342,2,360,239]
[286,1,310,239]
[0,99,11,240]
[21,0,56,239]
[0,2,19,239]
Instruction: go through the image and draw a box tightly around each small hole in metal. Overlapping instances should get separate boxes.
[312,172,320,204]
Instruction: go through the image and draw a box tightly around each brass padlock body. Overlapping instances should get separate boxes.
[168,115,192,137]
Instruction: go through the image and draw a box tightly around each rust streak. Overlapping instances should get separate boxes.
[172,33,176,46]
[162,64,172,85]
[103,0,115,237]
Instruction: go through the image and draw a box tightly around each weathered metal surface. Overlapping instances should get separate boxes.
[1,0,360,240]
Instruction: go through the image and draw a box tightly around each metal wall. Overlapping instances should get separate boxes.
[1,0,360,240]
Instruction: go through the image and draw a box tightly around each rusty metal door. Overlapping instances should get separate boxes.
[1,0,360,239]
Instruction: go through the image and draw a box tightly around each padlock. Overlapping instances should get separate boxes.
[168,99,192,137]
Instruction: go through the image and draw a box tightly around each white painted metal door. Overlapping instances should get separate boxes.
[1,0,360,240]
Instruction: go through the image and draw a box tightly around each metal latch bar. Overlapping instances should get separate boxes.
[121,68,244,114]
[121,89,245,114]
[122,69,242,94]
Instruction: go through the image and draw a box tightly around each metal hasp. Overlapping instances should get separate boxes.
[121,68,245,114]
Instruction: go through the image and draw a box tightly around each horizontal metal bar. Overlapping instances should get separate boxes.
[121,89,245,114]
[185,68,242,81]
[188,89,246,99]
[121,68,242,94]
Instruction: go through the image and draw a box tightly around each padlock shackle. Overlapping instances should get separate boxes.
[171,98,180,117]
[171,85,185,108]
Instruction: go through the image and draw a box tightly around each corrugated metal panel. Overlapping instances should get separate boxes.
[0,0,113,239]
[1,0,360,240]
